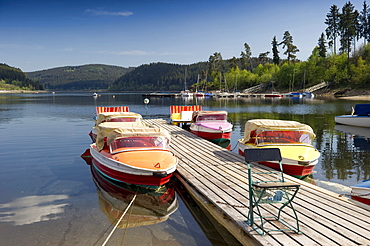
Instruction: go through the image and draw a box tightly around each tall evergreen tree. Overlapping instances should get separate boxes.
[280,31,300,62]
[325,4,340,54]
[209,52,222,73]
[318,33,327,57]
[359,1,370,44]
[271,36,280,65]
[240,43,252,70]
[339,2,358,57]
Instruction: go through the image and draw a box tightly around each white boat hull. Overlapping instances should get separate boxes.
[335,115,370,128]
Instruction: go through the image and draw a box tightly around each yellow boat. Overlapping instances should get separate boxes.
[238,119,320,178]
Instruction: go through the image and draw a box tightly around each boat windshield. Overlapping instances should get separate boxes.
[109,136,169,153]
[248,130,312,145]
[197,114,227,122]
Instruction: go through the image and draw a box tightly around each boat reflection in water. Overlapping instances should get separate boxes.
[334,124,370,150]
[90,165,178,228]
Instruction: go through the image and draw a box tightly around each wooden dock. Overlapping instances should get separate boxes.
[146,119,370,246]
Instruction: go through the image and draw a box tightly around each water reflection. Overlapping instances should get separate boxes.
[322,124,370,182]
[0,195,69,226]
[90,166,178,228]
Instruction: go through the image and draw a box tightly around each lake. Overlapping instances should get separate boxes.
[0,92,369,245]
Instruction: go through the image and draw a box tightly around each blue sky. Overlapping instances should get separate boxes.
[0,0,366,72]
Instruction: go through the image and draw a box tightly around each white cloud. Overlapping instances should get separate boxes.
[0,195,69,226]
[85,9,133,17]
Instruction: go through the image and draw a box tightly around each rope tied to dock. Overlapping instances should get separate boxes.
[102,193,137,246]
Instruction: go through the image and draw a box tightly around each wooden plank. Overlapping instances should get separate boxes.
[145,119,370,246]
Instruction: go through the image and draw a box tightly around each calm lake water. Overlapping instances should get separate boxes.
[0,92,369,245]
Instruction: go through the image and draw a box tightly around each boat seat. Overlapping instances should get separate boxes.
[244,148,301,235]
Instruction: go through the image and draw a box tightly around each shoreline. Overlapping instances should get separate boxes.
[2,89,370,101]
[0,90,47,94]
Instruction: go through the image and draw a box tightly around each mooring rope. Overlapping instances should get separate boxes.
[120,192,136,246]
[102,193,137,246]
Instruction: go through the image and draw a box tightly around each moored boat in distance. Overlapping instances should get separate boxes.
[141,92,179,98]
[190,111,233,149]
[302,92,315,98]
[89,123,178,188]
[237,119,320,178]
[264,93,283,98]
[335,103,370,128]
[286,92,303,98]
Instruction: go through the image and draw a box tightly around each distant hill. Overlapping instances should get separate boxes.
[26,64,134,90]
[0,63,43,91]
[109,62,209,91]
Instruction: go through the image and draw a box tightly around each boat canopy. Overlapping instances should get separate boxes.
[242,119,316,144]
[95,112,142,125]
[96,122,155,150]
[192,111,228,122]
[354,104,370,116]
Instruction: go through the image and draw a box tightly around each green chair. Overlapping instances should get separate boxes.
[244,148,301,235]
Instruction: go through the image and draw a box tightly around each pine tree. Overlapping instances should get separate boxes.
[359,1,370,44]
[339,2,358,57]
[271,36,280,65]
[280,31,300,62]
[240,43,252,70]
[318,33,327,58]
[325,5,340,54]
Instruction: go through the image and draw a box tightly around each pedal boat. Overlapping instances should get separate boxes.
[189,111,233,148]
[90,122,178,188]
[238,119,320,178]
[89,111,144,141]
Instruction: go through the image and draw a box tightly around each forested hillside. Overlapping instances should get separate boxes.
[0,63,43,91]
[26,64,134,90]
[109,1,370,93]
[109,62,209,91]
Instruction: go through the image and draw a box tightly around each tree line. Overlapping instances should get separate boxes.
[191,1,370,93]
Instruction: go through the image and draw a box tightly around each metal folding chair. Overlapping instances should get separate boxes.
[244,148,301,235]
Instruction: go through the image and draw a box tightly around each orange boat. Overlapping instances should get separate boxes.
[89,122,178,188]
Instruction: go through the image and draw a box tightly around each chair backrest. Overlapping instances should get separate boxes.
[244,148,284,182]
[244,148,282,162]
[96,106,129,114]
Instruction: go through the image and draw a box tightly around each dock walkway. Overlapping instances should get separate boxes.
[146,119,370,246]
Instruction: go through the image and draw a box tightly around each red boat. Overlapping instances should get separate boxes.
[351,179,370,205]
[89,123,178,188]
[189,111,233,149]
[264,94,283,98]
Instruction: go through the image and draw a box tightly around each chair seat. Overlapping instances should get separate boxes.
[253,182,300,189]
